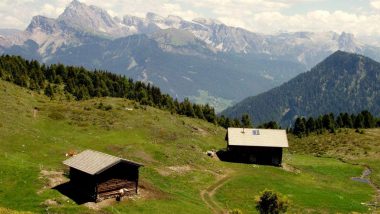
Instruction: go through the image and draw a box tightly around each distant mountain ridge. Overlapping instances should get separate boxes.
[221,51,380,126]
[3,0,375,66]
[1,0,380,111]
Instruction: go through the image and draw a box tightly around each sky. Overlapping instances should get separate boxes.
[1,0,380,39]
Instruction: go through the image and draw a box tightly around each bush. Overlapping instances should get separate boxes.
[104,104,112,111]
[48,112,65,120]
[355,129,365,134]
[95,102,112,111]
[255,189,289,214]
[228,209,243,214]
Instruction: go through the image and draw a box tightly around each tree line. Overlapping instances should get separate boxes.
[2,55,378,132]
[291,111,380,137]
[0,55,254,126]
[0,55,224,123]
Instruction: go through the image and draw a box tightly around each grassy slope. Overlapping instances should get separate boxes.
[0,80,377,213]
[289,129,380,189]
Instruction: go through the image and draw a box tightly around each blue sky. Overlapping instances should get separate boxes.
[1,0,380,39]
[282,0,370,14]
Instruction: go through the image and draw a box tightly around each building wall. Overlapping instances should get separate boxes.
[69,167,97,200]
[69,162,140,201]
[96,162,139,199]
[227,146,283,165]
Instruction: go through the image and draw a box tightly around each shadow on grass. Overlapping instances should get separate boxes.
[216,149,281,166]
[53,182,94,204]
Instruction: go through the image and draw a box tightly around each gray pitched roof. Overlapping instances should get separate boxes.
[227,128,289,148]
[63,150,142,175]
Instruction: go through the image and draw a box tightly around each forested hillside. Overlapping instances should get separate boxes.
[0,55,218,123]
[0,55,260,129]
[4,1,380,112]
[222,51,380,126]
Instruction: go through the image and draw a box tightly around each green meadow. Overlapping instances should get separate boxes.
[0,80,378,213]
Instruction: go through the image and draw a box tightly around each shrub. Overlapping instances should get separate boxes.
[228,209,243,214]
[355,129,365,134]
[95,102,112,111]
[255,189,289,214]
[104,104,113,111]
[48,112,65,120]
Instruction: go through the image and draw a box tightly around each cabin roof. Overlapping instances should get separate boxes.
[227,128,289,148]
[63,150,143,175]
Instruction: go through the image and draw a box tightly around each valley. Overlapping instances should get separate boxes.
[0,80,378,213]
[1,1,380,213]
[2,1,380,111]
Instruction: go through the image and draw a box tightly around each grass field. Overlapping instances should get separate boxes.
[0,80,378,213]
[290,129,380,189]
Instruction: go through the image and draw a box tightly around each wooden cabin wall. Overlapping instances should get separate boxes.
[69,167,97,199]
[95,162,139,198]
[227,146,283,165]
[96,162,138,183]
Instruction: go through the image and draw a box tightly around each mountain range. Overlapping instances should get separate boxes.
[1,0,380,111]
[222,51,380,126]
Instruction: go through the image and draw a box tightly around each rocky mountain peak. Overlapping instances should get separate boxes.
[192,17,222,26]
[145,12,165,22]
[338,32,361,52]
[26,15,59,34]
[58,0,117,32]
[123,15,144,26]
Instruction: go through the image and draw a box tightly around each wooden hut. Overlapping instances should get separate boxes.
[226,128,288,165]
[63,150,143,202]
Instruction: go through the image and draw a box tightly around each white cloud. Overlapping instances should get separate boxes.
[242,10,380,37]
[370,0,380,9]
[40,3,65,17]
[80,0,200,20]
[1,0,380,39]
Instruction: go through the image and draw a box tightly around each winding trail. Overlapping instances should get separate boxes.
[361,167,380,210]
[200,172,233,214]
[350,166,380,210]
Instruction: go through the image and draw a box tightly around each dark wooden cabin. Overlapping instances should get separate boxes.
[226,128,288,165]
[63,150,143,202]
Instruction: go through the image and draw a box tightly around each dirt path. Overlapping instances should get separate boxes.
[200,172,233,214]
[363,168,380,211]
[351,166,380,210]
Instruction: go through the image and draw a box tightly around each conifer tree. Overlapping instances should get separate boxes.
[241,113,253,128]
[354,113,364,129]
[361,110,375,128]
[342,113,353,128]
[306,117,316,134]
[293,117,306,137]
[44,84,54,98]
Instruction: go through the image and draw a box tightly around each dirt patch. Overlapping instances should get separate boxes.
[38,170,68,194]
[168,165,192,173]
[282,163,301,174]
[138,180,169,200]
[200,170,234,214]
[189,125,208,136]
[83,199,115,210]
[42,199,60,207]
[133,151,156,163]
[157,165,193,176]
[106,145,125,154]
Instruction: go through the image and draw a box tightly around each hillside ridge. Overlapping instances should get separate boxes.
[222,51,380,126]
